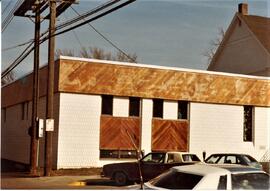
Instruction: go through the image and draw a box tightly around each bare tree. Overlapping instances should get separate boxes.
[2,71,15,86]
[203,27,225,66]
[55,49,75,58]
[56,46,137,63]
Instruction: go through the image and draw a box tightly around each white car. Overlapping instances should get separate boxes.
[143,164,269,190]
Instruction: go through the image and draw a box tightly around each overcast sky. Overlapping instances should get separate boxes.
[1,0,269,79]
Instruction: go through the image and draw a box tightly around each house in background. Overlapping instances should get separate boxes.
[1,56,269,169]
[207,3,270,77]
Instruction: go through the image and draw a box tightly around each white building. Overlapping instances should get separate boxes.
[1,56,270,169]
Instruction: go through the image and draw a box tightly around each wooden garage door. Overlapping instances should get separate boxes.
[152,118,188,151]
[100,115,140,150]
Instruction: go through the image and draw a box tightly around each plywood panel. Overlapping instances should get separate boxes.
[100,115,141,150]
[152,119,188,151]
[2,58,270,108]
[1,61,60,108]
[58,59,270,107]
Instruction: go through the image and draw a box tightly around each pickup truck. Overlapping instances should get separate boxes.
[102,151,201,185]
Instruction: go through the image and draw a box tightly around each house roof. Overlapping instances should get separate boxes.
[239,14,270,54]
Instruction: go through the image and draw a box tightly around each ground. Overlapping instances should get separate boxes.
[0,159,138,189]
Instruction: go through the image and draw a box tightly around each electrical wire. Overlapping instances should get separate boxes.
[63,12,84,48]
[2,0,136,78]
[2,0,122,52]
[2,0,24,32]
[2,0,14,15]
[71,6,136,63]
[2,39,34,52]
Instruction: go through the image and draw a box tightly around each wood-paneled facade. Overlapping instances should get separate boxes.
[2,57,269,108]
[100,115,140,150]
[152,119,188,152]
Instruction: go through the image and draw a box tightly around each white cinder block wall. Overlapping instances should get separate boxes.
[254,107,270,161]
[57,93,102,168]
[189,102,270,161]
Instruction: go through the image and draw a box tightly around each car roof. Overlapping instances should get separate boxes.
[167,151,198,155]
[171,164,229,175]
[211,164,265,173]
[171,164,265,175]
[207,153,251,156]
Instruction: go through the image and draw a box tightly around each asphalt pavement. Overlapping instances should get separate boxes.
[1,172,138,189]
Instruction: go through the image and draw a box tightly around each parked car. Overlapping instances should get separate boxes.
[204,153,262,169]
[142,164,270,190]
[102,151,201,185]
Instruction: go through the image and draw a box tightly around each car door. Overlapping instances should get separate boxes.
[140,153,166,181]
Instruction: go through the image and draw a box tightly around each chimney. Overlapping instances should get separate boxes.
[238,3,248,15]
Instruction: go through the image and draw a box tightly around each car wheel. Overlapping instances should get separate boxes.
[114,171,127,186]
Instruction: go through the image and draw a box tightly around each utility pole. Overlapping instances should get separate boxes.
[45,0,56,177]
[30,0,41,176]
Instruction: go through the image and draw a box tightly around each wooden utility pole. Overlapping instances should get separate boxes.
[30,1,40,176]
[45,0,56,176]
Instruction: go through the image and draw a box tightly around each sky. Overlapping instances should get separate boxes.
[1,0,269,79]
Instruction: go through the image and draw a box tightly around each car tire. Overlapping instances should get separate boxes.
[114,171,127,186]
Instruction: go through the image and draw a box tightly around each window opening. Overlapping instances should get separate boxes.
[178,101,188,119]
[129,97,140,117]
[243,106,253,142]
[153,99,163,118]
[101,95,113,115]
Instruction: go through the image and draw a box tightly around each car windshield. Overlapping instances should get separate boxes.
[141,153,165,163]
[182,154,201,162]
[232,173,270,190]
[149,170,203,189]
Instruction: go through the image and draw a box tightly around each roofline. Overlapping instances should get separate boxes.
[60,56,270,80]
[237,13,270,57]
[207,13,239,71]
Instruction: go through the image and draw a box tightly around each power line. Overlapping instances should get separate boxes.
[2,0,14,15]
[2,0,24,32]
[2,39,34,52]
[2,0,136,78]
[70,6,136,63]
[2,0,122,52]
[63,12,84,48]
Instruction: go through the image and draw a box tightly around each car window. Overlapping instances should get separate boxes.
[225,156,237,164]
[206,155,220,163]
[217,156,226,164]
[218,175,227,190]
[232,173,270,190]
[182,154,200,162]
[141,153,165,163]
[243,155,257,163]
[149,170,203,189]
[167,153,181,163]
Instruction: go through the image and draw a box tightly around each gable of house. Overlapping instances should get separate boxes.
[208,13,270,76]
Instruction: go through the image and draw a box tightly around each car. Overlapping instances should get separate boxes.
[102,151,201,185]
[204,153,262,169]
[142,164,270,190]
